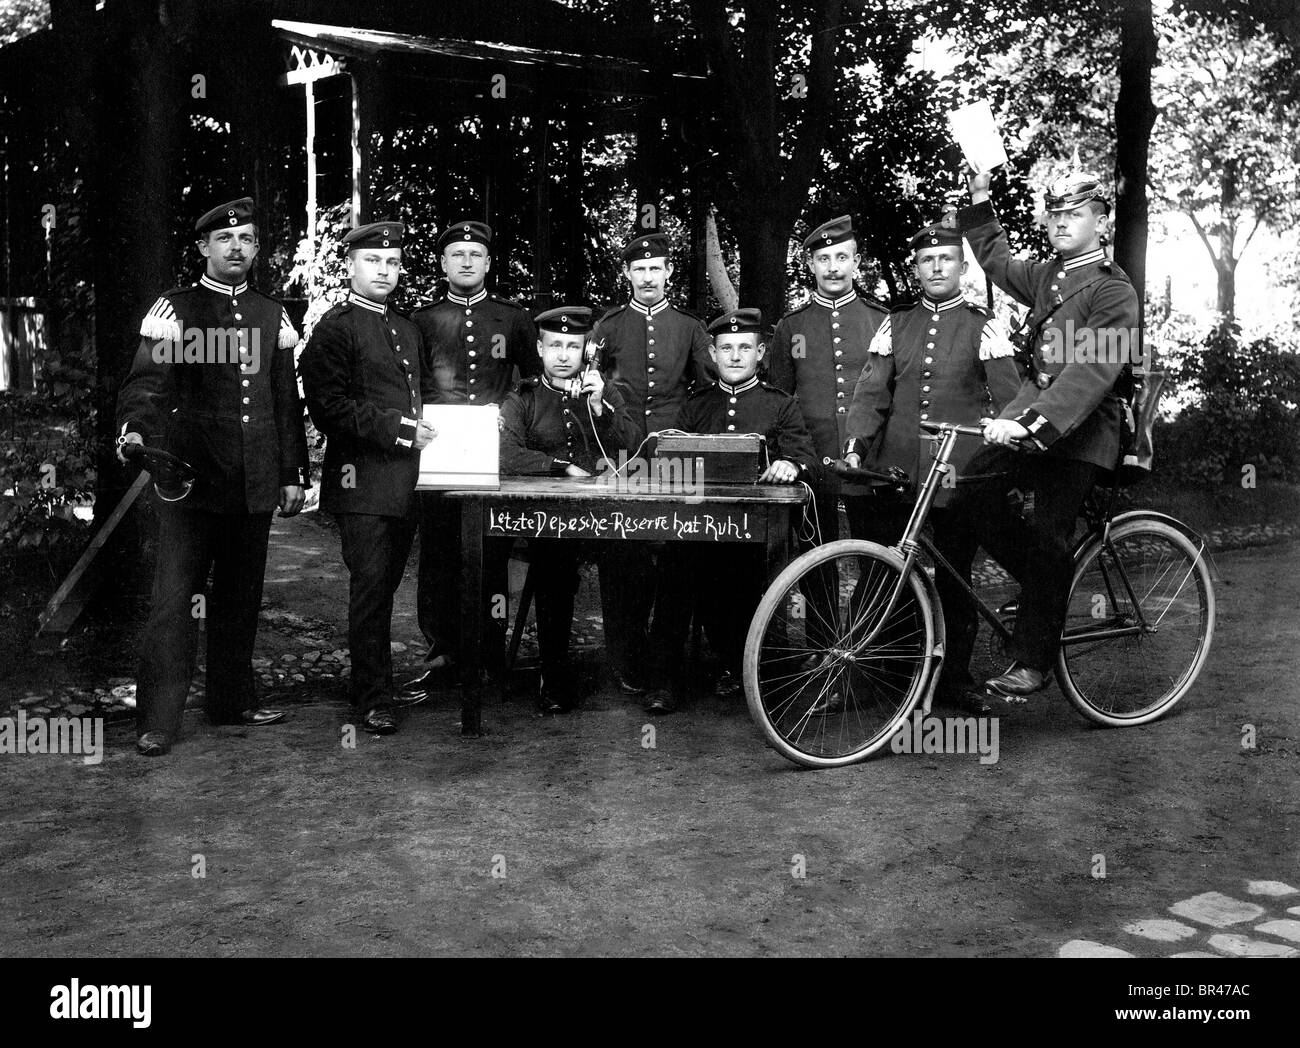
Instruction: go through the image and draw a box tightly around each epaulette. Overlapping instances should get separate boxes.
[598,303,628,323]
[780,299,815,320]
[670,302,705,323]
[963,301,991,318]
[516,376,542,392]
[688,382,716,398]
[759,380,792,397]
[489,291,528,311]
[860,294,891,314]
[320,300,352,321]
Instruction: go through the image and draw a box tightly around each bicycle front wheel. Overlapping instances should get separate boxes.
[743,539,936,768]
[1057,519,1215,726]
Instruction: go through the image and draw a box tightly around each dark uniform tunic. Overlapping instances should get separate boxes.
[410,289,539,663]
[589,296,712,682]
[499,376,637,477]
[768,289,888,653]
[846,294,1021,506]
[659,376,816,692]
[677,376,816,477]
[498,375,637,682]
[116,273,308,735]
[768,290,889,498]
[300,291,435,714]
[413,289,540,406]
[591,297,712,445]
[934,201,1141,687]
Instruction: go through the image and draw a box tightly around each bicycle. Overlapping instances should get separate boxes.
[743,421,1217,769]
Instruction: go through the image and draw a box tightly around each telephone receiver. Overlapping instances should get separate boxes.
[565,337,603,398]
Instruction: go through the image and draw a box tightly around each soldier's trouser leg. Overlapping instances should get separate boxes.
[598,543,654,679]
[204,511,273,723]
[700,547,764,678]
[532,540,582,675]
[799,488,842,651]
[136,506,214,738]
[936,447,1097,677]
[337,511,417,715]
[650,544,697,695]
[1004,458,1098,671]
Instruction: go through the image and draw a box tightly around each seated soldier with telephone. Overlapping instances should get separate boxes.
[498,306,639,714]
[645,308,817,714]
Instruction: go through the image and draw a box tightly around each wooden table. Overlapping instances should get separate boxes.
[446,477,809,735]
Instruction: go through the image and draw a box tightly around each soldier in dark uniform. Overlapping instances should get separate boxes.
[300,221,438,735]
[804,222,1022,717]
[406,220,539,698]
[589,231,713,696]
[768,215,888,651]
[935,163,1140,707]
[647,308,816,712]
[115,196,309,756]
[843,221,1021,545]
[498,307,638,714]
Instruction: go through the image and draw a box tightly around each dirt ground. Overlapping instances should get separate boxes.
[1,509,1297,957]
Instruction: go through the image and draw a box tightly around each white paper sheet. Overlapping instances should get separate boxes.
[947,100,1009,173]
[416,404,500,490]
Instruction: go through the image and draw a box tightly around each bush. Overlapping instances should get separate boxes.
[1153,320,1300,486]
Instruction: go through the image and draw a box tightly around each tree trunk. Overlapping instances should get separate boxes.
[1113,0,1158,330]
[1218,165,1238,321]
[704,209,738,313]
[735,212,792,329]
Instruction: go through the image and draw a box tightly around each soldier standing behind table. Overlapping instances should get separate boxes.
[497,307,638,714]
[648,308,816,713]
[767,215,888,652]
[589,231,713,698]
[407,220,539,700]
[115,196,309,757]
[300,221,438,736]
[934,161,1140,710]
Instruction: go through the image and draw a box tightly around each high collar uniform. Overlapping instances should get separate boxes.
[957,200,1139,470]
[677,375,816,477]
[498,375,637,477]
[116,273,309,513]
[846,294,1022,504]
[767,289,888,493]
[591,297,712,445]
[411,288,540,406]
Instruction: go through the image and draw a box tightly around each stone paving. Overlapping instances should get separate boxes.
[1059,880,1300,957]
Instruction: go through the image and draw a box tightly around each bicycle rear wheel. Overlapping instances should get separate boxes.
[1057,518,1215,726]
[743,539,936,768]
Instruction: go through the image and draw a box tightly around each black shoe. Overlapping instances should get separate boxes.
[537,673,574,715]
[643,689,676,714]
[136,731,171,756]
[361,707,400,734]
[392,689,431,708]
[807,689,846,716]
[615,673,647,696]
[714,670,742,698]
[238,708,286,726]
[935,687,995,716]
[984,663,1048,699]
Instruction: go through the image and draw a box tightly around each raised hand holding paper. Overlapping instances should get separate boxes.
[948,99,1009,173]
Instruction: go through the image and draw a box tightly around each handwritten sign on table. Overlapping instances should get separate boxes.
[487,506,758,542]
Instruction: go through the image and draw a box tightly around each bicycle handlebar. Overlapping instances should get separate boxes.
[918,420,1039,451]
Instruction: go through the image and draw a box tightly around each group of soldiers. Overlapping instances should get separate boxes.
[115,153,1138,755]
